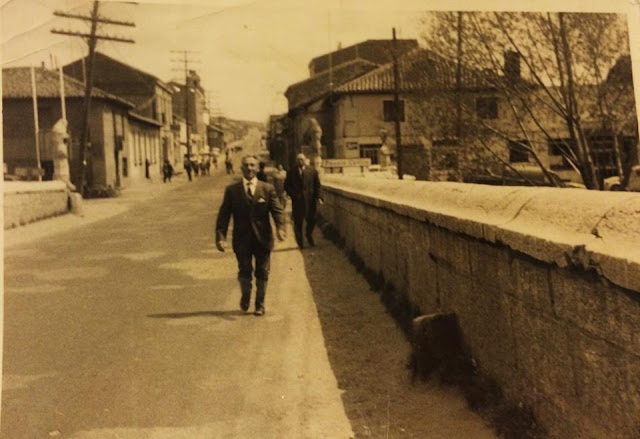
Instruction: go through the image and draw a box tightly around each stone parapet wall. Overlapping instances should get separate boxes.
[3,181,70,229]
[319,174,640,439]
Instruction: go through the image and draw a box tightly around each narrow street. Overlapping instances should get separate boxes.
[2,171,352,438]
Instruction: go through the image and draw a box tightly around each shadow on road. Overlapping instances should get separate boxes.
[147,310,246,320]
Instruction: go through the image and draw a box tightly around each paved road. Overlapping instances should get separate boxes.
[2,172,353,438]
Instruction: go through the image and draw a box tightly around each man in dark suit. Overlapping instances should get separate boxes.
[215,155,285,316]
[284,153,321,248]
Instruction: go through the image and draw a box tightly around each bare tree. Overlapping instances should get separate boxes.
[413,11,636,189]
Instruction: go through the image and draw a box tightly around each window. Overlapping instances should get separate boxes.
[359,144,380,165]
[435,151,459,170]
[508,140,530,163]
[476,97,498,119]
[383,100,405,122]
[547,138,573,170]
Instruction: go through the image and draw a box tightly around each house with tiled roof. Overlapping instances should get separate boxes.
[2,66,144,189]
[63,52,180,176]
[326,47,508,178]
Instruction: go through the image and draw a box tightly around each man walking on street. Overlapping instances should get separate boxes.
[215,155,286,316]
[285,153,321,249]
[184,157,193,181]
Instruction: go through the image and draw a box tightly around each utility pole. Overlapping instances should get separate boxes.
[51,1,134,196]
[456,12,463,140]
[392,28,403,179]
[171,50,199,160]
[30,66,43,181]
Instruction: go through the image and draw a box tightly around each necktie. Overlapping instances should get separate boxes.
[246,182,252,198]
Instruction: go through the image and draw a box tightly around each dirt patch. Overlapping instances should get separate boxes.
[304,220,549,439]
[301,232,499,439]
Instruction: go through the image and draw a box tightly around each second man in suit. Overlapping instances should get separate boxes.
[215,155,285,316]
[285,153,322,248]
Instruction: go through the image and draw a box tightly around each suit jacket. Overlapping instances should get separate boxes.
[215,180,284,254]
[284,166,321,215]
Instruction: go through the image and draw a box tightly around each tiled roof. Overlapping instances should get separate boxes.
[285,59,379,109]
[2,66,134,107]
[335,48,499,94]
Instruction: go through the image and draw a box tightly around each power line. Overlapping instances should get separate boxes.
[51,0,135,196]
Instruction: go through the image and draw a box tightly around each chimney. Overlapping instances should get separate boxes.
[504,50,520,83]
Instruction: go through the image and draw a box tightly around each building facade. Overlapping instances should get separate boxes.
[2,67,135,190]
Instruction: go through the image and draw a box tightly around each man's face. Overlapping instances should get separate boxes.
[296,155,306,168]
[241,157,258,179]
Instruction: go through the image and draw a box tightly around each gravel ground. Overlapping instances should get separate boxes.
[300,231,499,439]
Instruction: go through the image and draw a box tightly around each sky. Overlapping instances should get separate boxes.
[2,0,640,123]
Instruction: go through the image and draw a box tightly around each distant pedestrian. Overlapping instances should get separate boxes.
[205,159,211,175]
[215,155,286,316]
[225,150,234,174]
[272,163,287,210]
[145,158,150,179]
[193,160,200,176]
[213,155,218,169]
[285,153,321,248]
[162,159,174,183]
[184,157,193,181]
[257,161,268,182]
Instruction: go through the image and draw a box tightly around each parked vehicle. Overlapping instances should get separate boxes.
[604,165,640,191]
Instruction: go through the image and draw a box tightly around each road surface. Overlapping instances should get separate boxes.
[2,172,353,439]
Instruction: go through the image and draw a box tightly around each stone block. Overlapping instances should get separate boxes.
[552,270,640,357]
[510,301,577,404]
[462,280,517,378]
[380,230,399,290]
[569,328,640,439]
[468,240,514,294]
[512,257,553,315]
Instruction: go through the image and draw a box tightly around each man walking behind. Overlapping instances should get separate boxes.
[285,153,321,249]
[216,155,286,316]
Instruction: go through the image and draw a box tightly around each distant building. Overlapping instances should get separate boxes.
[2,66,135,189]
[169,70,208,159]
[63,52,177,173]
[283,39,419,167]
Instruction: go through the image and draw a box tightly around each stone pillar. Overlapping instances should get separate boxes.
[52,118,75,190]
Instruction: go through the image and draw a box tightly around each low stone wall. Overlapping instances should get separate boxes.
[319,174,640,439]
[4,181,71,229]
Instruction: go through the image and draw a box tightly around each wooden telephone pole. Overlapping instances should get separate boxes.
[392,28,403,179]
[51,1,134,196]
[171,51,200,160]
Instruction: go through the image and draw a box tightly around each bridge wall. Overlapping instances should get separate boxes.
[4,181,70,229]
[319,175,640,439]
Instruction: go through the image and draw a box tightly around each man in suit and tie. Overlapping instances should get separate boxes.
[284,153,322,249]
[216,155,286,316]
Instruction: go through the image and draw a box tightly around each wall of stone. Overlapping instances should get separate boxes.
[319,175,640,439]
[4,181,70,229]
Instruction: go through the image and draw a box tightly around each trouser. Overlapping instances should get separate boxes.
[292,201,316,246]
[236,244,271,309]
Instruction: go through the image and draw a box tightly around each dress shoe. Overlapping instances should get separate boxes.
[254,307,265,316]
[306,234,315,247]
[240,298,250,312]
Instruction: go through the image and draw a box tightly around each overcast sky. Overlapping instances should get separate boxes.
[2,0,640,123]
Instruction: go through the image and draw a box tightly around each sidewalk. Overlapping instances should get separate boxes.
[3,172,193,249]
